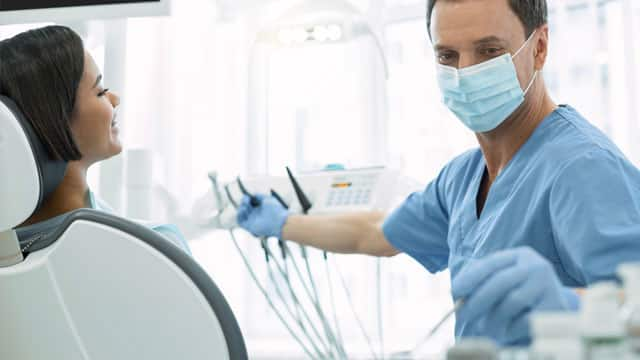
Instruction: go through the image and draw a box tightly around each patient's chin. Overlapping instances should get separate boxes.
[102,141,123,161]
[110,142,123,157]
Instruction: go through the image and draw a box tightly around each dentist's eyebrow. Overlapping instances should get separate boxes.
[93,74,103,89]
[473,36,506,46]
[434,36,506,51]
[434,43,454,52]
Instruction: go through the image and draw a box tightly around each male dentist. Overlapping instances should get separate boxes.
[237,0,640,346]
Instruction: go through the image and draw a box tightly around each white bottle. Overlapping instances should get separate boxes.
[530,311,583,360]
[446,338,498,360]
[580,282,626,360]
[619,263,640,359]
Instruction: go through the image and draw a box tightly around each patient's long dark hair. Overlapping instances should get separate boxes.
[0,25,84,161]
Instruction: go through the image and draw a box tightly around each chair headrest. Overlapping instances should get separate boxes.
[0,96,67,230]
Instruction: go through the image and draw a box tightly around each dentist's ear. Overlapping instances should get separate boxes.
[534,25,550,71]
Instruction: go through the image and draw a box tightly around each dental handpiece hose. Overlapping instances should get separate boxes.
[224,180,329,358]
[283,168,346,358]
[236,178,342,355]
[271,189,289,259]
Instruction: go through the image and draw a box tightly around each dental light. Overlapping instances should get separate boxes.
[254,0,389,76]
[276,23,344,45]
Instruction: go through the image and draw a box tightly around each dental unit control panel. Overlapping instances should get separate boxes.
[236,167,400,215]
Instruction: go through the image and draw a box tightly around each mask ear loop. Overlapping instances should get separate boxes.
[513,29,539,95]
[512,29,537,59]
[523,70,539,95]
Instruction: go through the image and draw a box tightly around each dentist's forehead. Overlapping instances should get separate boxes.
[430,0,527,49]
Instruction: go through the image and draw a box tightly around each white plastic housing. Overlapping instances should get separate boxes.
[0,100,40,231]
[0,220,232,359]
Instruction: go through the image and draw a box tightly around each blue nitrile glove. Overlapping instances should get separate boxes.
[451,247,579,346]
[236,194,289,239]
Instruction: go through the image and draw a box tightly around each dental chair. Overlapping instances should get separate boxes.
[0,96,248,360]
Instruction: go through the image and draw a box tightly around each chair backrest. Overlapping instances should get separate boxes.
[0,96,248,359]
[0,96,66,232]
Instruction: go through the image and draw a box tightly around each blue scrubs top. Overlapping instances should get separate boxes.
[382,105,640,338]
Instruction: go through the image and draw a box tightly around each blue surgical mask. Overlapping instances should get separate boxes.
[436,31,538,133]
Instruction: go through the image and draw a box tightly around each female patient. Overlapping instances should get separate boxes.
[0,25,190,253]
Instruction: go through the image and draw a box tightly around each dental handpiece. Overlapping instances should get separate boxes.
[270,189,289,209]
[224,184,239,209]
[207,172,225,211]
[237,177,261,207]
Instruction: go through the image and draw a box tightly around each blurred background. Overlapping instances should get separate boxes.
[1,0,639,358]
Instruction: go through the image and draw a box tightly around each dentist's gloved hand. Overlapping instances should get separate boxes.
[236,194,289,239]
[452,247,579,346]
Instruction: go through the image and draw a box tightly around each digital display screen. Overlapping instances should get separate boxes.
[0,0,160,11]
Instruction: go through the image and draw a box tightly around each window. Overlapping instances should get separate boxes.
[263,39,383,174]
[385,20,476,183]
[546,0,640,163]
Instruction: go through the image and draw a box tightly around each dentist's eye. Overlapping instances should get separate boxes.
[481,47,503,58]
[437,52,457,65]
